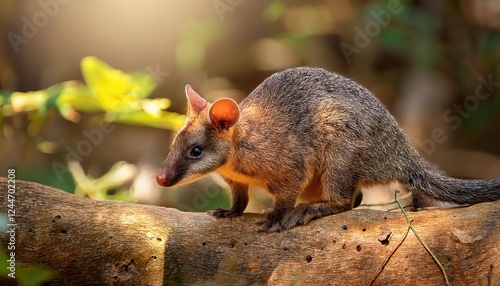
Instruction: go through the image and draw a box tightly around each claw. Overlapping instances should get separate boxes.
[256,212,285,232]
[268,223,283,232]
[207,208,241,218]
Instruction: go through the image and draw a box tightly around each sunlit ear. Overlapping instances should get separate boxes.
[185,84,207,116]
[208,98,240,130]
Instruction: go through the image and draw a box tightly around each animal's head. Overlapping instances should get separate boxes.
[156,85,240,187]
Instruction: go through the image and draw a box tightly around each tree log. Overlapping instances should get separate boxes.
[0,178,498,285]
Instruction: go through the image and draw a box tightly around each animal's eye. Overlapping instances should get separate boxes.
[189,146,203,158]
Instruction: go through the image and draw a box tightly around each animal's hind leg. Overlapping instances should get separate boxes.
[278,155,358,229]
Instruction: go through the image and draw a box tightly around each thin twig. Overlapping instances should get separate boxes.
[369,224,411,285]
[394,194,450,286]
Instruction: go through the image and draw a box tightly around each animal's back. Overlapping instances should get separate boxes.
[238,67,427,188]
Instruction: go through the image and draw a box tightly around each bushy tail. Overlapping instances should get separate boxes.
[423,172,500,205]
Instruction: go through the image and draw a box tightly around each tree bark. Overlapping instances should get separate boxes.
[0,178,498,285]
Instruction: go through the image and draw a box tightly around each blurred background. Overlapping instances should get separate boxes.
[1,0,499,213]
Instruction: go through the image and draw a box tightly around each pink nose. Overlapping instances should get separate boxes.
[156,172,168,186]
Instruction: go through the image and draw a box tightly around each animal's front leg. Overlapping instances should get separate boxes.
[208,181,248,218]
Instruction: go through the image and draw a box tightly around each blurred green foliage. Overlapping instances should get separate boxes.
[69,160,137,201]
[367,1,500,135]
[1,56,185,200]
[264,1,286,21]
[1,56,185,133]
[176,19,219,72]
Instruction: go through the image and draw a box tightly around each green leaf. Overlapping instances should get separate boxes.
[142,98,171,117]
[68,160,99,198]
[69,160,137,201]
[81,56,156,111]
[129,71,157,97]
[56,81,101,112]
[92,161,137,192]
[39,91,60,116]
[9,91,49,113]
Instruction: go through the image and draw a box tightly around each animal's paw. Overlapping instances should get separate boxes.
[207,208,242,218]
[257,204,330,232]
[257,212,285,232]
[279,204,319,228]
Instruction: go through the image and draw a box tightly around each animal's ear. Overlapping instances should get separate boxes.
[208,98,240,130]
[185,84,207,116]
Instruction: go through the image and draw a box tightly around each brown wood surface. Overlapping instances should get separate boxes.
[0,177,498,285]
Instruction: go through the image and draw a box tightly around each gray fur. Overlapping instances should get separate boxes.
[158,67,500,232]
